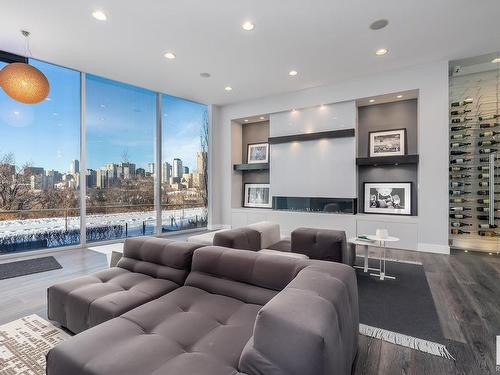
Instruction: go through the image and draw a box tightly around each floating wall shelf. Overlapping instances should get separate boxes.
[268,128,355,145]
[233,163,270,171]
[356,154,419,167]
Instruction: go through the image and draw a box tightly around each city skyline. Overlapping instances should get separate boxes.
[0,60,207,173]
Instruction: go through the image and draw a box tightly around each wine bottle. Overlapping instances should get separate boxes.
[479,157,500,163]
[450,166,471,172]
[450,206,471,211]
[478,140,499,146]
[478,223,497,229]
[450,213,471,219]
[478,230,498,237]
[450,126,472,132]
[450,109,472,115]
[478,181,500,187]
[479,131,500,137]
[451,134,471,140]
[477,207,490,212]
[450,142,471,148]
[451,222,472,227]
[477,165,500,171]
[451,99,473,107]
[479,122,499,129]
[450,181,471,187]
[450,174,471,180]
[477,215,500,220]
[450,198,469,203]
[477,173,500,179]
[450,158,471,164]
[477,198,492,204]
[451,118,473,124]
[450,229,470,235]
[449,190,471,196]
[479,148,498,154]
[479,114,499,121]
[477,190,493,195]
[450,150,470,156]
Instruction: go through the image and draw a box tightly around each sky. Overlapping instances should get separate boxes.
[0,59,207,173]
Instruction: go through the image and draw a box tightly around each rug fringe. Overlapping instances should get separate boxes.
[359,324,455,360]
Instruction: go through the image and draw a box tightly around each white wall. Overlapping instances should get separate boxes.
[270,101,357,198]
[211,61,449,253]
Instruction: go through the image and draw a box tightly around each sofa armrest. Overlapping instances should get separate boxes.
[213,228,261,250]
[239,263,359,375]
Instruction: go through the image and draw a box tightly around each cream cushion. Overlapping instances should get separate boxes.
[246,221,281,249]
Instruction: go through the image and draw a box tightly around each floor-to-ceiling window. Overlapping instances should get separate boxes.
[0,57,208,255]
[161,95,208,232]
[85,75,156,242]
[0,59,81,254]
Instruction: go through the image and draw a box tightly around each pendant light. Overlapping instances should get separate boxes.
[0,30,50,104]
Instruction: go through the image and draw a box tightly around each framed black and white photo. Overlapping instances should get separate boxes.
[247,142,269,164]
[369,129,406,157]
[244,183,271,208]
[364,182,412,215]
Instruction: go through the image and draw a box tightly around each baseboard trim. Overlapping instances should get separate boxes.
[417,243,450,255]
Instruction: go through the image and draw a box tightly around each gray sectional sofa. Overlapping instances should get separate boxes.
[46,237,359,375]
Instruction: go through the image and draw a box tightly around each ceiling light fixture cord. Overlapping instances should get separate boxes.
[21,30,32,58]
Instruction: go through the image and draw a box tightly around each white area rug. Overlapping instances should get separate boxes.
[0,314,69,375]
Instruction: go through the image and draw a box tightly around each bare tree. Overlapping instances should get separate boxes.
[200,109,209,214]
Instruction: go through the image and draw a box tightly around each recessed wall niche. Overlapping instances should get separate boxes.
[357,98,419,215]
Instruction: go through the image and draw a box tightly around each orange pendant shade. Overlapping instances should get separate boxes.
[0,62,50,104]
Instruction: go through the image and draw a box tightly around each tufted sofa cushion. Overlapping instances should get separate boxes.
[291,227,355,265]
[185,246,305,305]
[213,227,261,251]
[47,238,203,333]
[46,285,262,375]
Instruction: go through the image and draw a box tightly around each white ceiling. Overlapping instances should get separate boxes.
[1,0,499,106]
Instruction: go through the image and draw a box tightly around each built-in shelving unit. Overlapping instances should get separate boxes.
[233,163,269,171]
[356,155,419,167]
[268,128,355,144]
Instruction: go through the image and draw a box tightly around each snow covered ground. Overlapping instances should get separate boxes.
[0,207,206,239]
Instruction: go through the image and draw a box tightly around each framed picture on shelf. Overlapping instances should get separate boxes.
[244,183,272,208]
[364,182,412,215]
[247,142,269,164]
[369,129,406,157]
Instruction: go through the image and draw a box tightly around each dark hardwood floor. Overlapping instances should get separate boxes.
[0,242,499,374]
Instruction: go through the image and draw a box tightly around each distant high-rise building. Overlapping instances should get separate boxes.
[173,158,183,183]
[196,152,207,174]
[118,162,136,179]
[22,166,44,176]
[30,175,54,190]
[136,168,146,178]
[70,159,79,175]
[162,162,172,183]
[96,168,109,188]
[86,169,97,188]
[148,163,155,175]
[183,166,189,174]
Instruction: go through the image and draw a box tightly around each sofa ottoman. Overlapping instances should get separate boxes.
[47,237,203,333]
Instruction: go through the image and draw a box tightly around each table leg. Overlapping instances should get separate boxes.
[363,245,369,272]
[380,241,385,280]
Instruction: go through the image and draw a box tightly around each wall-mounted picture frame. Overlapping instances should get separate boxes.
[247,142,269,164]
[364,182,412,215]
[369,129,406,157]
[244,183,272,208]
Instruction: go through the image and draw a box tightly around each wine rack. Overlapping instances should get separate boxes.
[449,63,500,250]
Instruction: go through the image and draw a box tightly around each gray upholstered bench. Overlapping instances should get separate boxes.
[47,237,203,333]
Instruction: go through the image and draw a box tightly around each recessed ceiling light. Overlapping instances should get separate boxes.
[13,111,20,115]
[259,116,265,120]
[375,48,388,56]
[242,22,255,31]
[92,10,107,21]
[224,86,232,91]
[492,58,500,63]
[244,119,249,122]
[164,52,176,60]
[369,99,375,103]
[289,70,298,76]
[396,95,403,98]
[370,19,389,30]
[200,72,211,78]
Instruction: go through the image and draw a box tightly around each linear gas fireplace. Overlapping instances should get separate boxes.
[272,197,357,214]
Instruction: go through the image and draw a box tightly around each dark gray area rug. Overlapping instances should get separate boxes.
[357,259,443,341]
[0,256,62,280]
[356,259,454,358]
